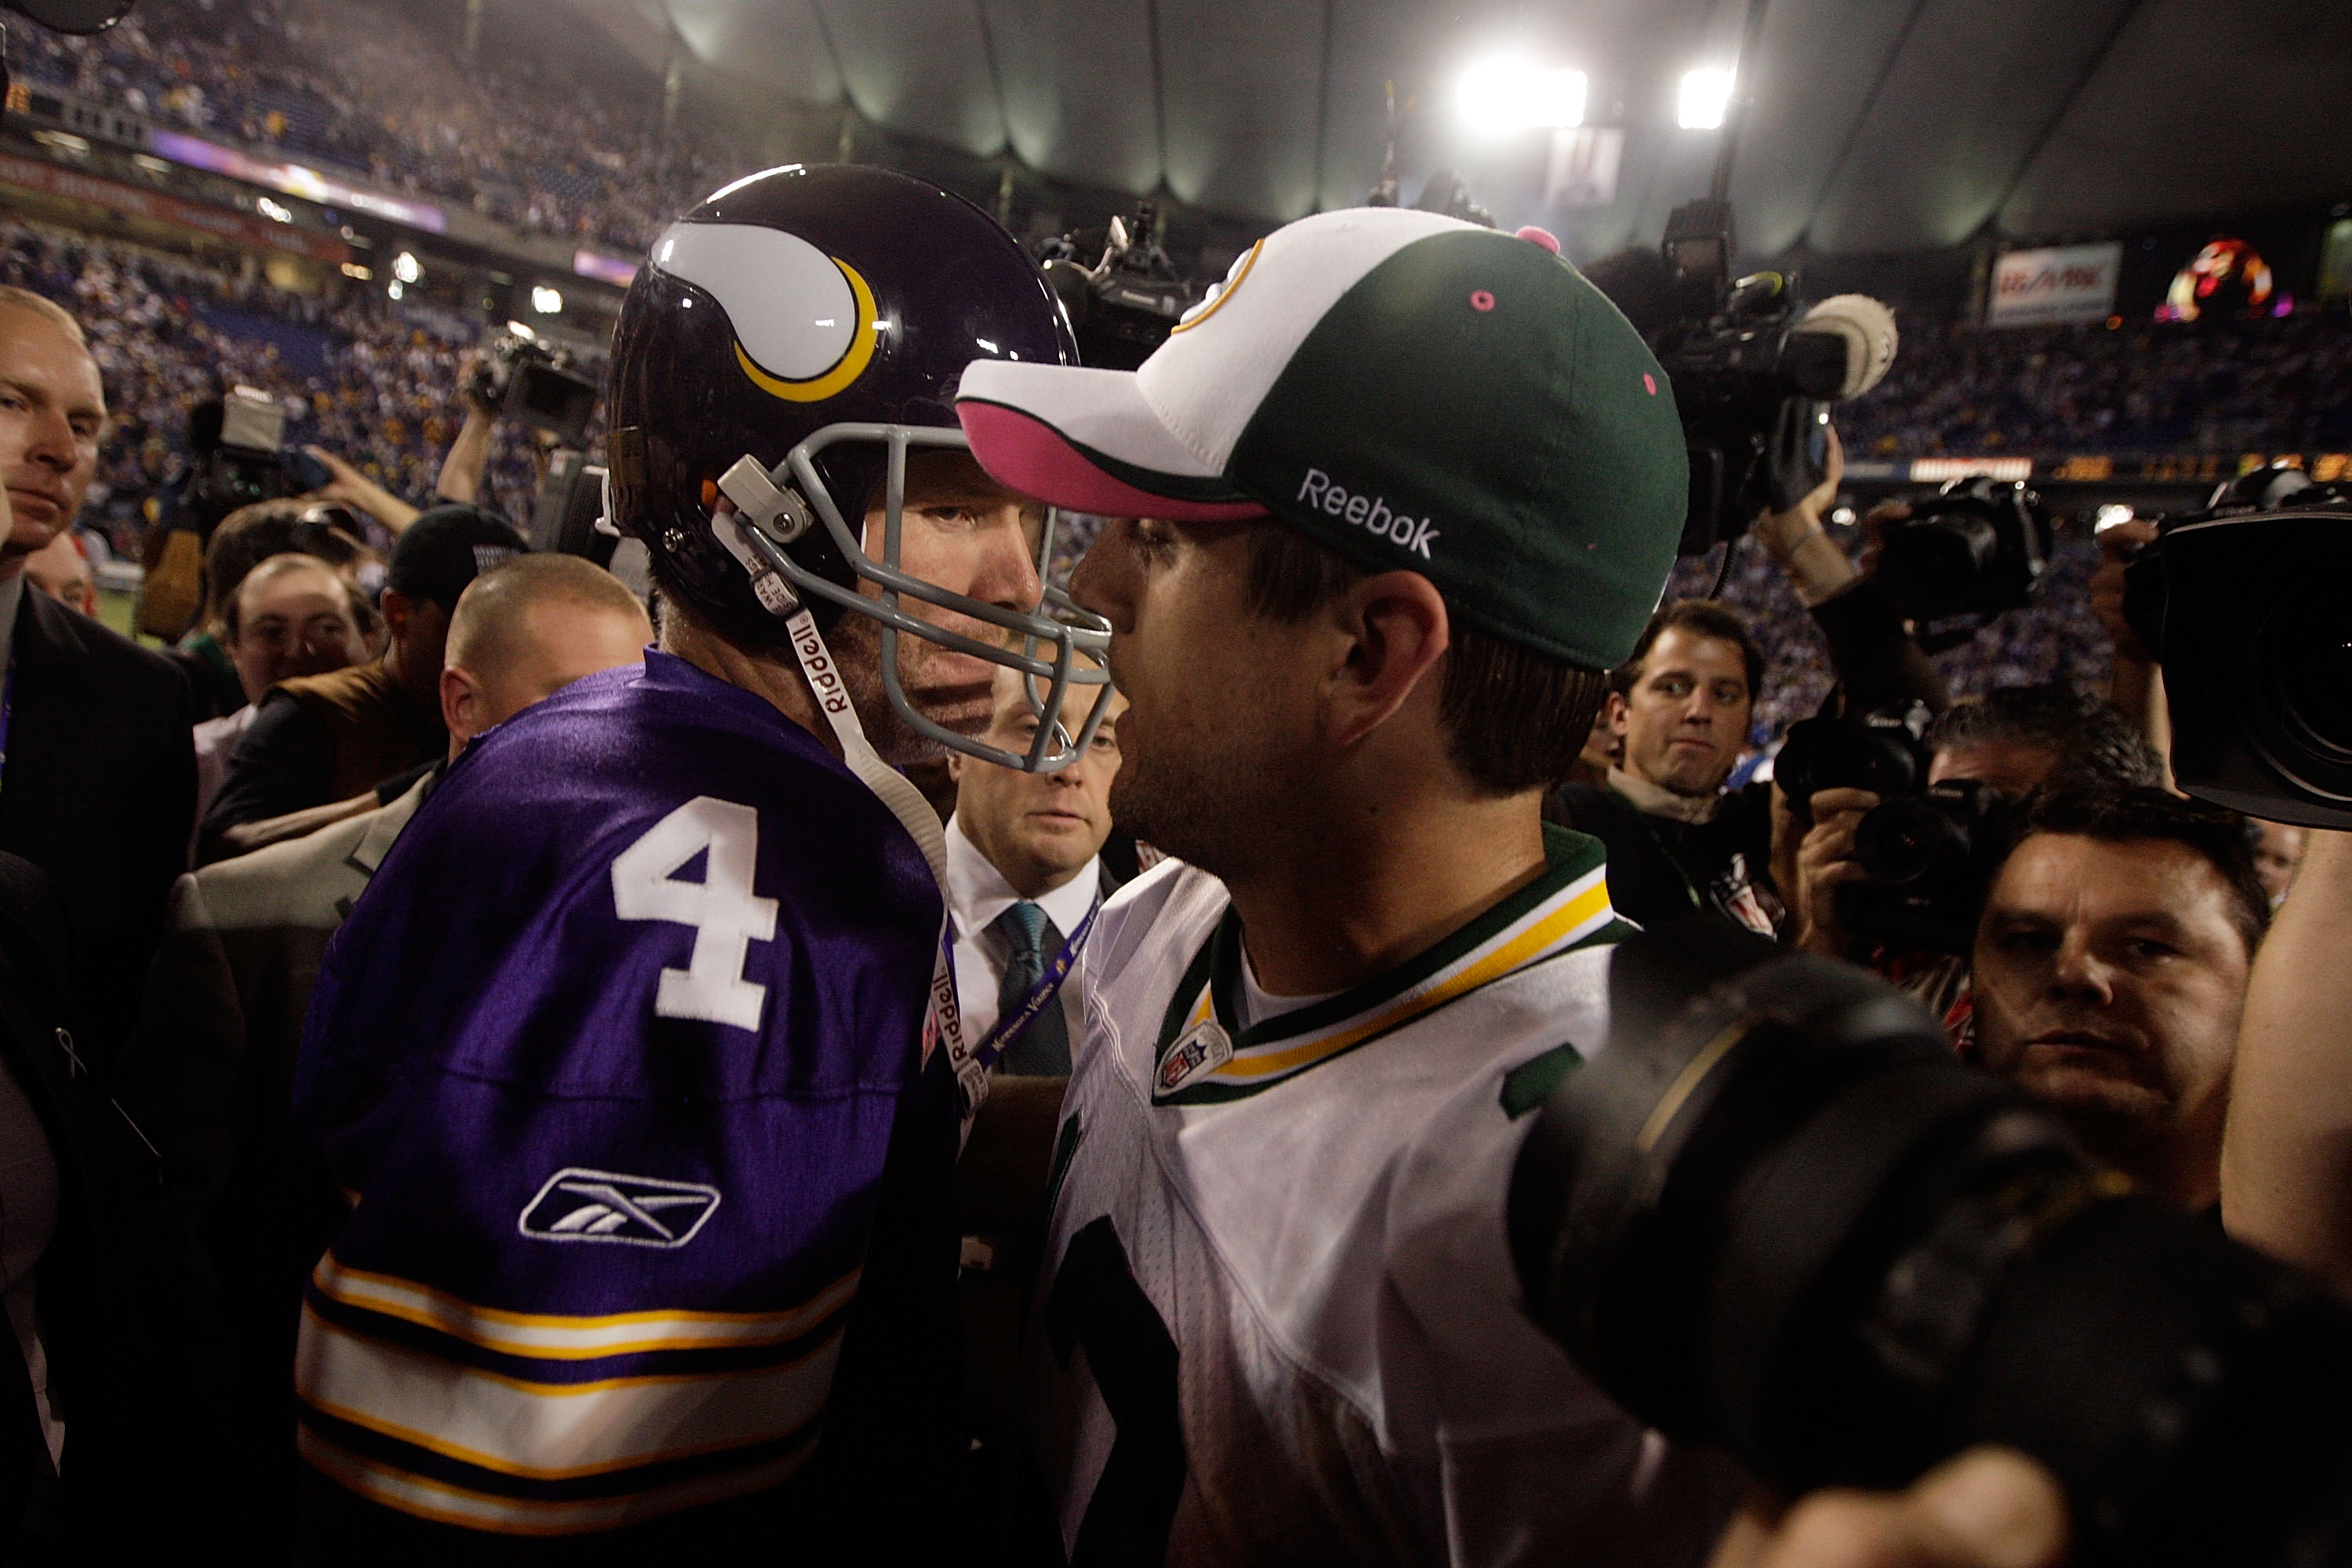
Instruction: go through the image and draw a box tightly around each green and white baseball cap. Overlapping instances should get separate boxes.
[956,206,1687,668]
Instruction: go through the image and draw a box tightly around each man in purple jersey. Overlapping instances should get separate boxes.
[291,165,1111,1563]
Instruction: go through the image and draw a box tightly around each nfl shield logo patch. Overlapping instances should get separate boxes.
[1156,1019,1233,1097]
[518,1167,722,1249]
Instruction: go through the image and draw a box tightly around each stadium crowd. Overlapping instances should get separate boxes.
[13,0,746,254]
[1840,306,2352,458]
[0,26,2350,1560]
[0,217,543,551]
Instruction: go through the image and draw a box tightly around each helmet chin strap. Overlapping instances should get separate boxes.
[712,510,992,1123]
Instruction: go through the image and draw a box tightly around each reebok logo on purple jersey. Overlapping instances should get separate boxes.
[517,1167,722,1249]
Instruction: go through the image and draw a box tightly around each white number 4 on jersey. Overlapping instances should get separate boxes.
[611,797,778,1031]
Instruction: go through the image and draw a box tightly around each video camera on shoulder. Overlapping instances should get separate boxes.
[466,325,598,448]
[1874,475,2054,644]
[1775,698,2010,954]
[2122,464,2352,830]
[1641,200,1898,556]
[1036,203,1202,372]
[183,386,332,536]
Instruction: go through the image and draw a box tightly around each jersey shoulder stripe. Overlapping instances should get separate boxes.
[1150,824,1621,1104]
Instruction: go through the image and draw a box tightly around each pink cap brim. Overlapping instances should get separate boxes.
[955,399,1268,522]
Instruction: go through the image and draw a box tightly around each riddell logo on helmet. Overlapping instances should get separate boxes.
[1296,469,1439,558]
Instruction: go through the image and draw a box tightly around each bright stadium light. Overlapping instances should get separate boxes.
[256,196,293,223]
[391,250,423,285]
[387,279,405,301]
[1457,58,1587,135]
[531,285,564,314]
[1679,67,1735,130]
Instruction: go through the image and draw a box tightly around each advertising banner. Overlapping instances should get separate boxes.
[1987,241,2122,328]
[0,151,350,263]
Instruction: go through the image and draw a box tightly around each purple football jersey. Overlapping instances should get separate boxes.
[292,649,953,1549]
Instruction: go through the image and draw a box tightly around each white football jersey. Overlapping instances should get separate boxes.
[1029,826,1746,1566]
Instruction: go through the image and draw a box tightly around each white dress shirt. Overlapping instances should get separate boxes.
[944,812,1102,1050]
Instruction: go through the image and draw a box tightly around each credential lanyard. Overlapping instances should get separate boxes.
[961,897,1098,1073]
[767,588,990,1123]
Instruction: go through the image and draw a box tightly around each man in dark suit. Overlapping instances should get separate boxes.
[0,286,196,1065]
[936,661,1126,1513]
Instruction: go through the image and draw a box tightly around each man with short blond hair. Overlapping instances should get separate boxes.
[119,555,652,1546]
[0,286,193,1062]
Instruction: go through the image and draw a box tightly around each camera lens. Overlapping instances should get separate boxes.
[1510,928,2352,1568]
[1854,796,1966,885]
[2266,582,2352,764]
[1879,510,2000,621]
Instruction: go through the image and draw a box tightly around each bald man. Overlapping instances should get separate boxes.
[116,554,650,1544]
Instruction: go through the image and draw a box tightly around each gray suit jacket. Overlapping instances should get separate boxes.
[112,775,430,1509]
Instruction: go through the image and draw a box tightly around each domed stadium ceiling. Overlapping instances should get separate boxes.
[567,0,2352,263]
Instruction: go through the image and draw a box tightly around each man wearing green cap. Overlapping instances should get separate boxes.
[956,207,1742,1563]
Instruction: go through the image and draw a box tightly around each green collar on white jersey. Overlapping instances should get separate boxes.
[1151,825,1630,1105]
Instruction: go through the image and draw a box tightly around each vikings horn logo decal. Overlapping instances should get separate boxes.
[649,221,880,402]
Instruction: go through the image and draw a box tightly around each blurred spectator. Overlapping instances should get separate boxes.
[20,530,93,615]
[114,553,648,1549]
[0,285,195,1064]
[2250,819,2308,906]
[193,551,373,827]
[199,503,524,860]
[1971,785,2268,1214]
[1550,601,1783,936]
[172,499,379,720]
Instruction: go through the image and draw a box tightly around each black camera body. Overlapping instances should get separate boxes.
[2124,471,2352,829]
[466,329,598,448]
[1838,779,2012,956]
[1876,476,2053,632]
[1773,701,1931,827]
[1037,205,1201,372]
[1511,927,2352,1568]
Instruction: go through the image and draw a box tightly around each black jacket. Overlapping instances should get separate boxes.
[0,854,208,1559]
[1547,779,1781,937]
[0,590,195,1065]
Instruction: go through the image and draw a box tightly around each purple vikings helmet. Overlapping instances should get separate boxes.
[604,163,1112,771]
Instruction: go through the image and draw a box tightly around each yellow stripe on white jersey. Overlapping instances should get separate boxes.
[1152,830,1624,1103]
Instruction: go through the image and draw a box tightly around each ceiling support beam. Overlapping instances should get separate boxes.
[1793,0,1935,249]
[1309,0,1335,212]
[971,0,1014,158]
[1977,0,2149,245]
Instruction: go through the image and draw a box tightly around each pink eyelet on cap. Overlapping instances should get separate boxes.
[1470,289,1496,312]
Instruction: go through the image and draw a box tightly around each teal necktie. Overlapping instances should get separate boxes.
[990,901,1072,1076]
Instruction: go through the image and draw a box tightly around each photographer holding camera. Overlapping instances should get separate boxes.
[1787,686,2166,1021]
